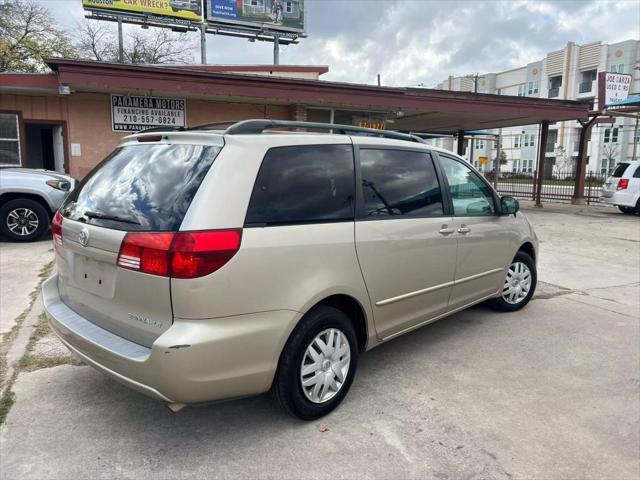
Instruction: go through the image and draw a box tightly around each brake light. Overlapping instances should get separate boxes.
[52,211,63,247]
[617,178,629,190]
[117,229,242,279]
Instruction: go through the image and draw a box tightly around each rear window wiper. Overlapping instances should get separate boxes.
[83,210,141,225]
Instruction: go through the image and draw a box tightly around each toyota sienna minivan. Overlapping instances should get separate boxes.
[43,120,538,420]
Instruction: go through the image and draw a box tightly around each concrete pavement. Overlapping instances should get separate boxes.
[0,202,638,479]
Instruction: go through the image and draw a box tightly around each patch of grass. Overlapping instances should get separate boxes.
[0,260,54,422]
[0,388,16,426]
[17,354,79,373]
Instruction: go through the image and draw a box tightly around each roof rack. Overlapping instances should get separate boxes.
[224,119,423,143]
[137,119,424,143]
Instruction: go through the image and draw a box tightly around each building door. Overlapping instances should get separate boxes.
[24,122,65,172]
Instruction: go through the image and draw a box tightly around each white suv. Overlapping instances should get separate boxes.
[601,160,640,214]
[43,120,538,420]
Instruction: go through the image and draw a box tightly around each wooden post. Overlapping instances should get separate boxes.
[572,117,597,204]
[534,121,549,207]
[457,130,465,156]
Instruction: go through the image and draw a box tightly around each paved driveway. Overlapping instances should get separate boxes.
[0,203,638,480]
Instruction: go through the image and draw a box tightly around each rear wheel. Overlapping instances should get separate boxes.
[271,305,358,420]
[618,206,636,215]
[0,198,49,242]
[488,251,537,312]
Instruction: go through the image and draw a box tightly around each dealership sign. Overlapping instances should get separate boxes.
[82,0,202,22]
[111,95,186,132]
[603,72,632,106]
[207,0,305,33]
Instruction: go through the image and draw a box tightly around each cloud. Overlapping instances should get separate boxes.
[42,0,639,86]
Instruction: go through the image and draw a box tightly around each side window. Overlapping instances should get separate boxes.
[359,149,443,217]
[439,155,496,216]
[245,144,354,225]
[633,166,640,179]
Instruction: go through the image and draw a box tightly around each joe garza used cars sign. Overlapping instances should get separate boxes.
[604,73,632,106]
[111,95,186,132]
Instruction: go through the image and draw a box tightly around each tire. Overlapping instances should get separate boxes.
[0,198,50,242]
[618,206,635,215]
[488,251,537,312]
[271,305,358,420]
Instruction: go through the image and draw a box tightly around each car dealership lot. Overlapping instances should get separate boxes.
[1,202,638,480]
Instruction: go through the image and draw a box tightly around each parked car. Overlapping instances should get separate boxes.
[42,120,538,420]
[600,160,640,214]
[169,0,201,14]
[0,167,76,242]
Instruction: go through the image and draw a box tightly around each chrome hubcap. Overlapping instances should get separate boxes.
[300,328,351,404]
[6,208,39,236]
[502,261,532,304]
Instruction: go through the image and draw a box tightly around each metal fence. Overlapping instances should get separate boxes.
[483,169,608,205]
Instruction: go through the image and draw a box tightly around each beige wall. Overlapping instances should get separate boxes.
[1,92,294,178]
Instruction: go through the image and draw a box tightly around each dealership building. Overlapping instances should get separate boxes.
[0,57,588,180]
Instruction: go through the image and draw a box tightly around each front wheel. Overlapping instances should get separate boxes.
[271,305,358,420]
[0,198,50,242]
[488,251,537,312]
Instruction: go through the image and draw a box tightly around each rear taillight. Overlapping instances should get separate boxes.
[617,178,629,190]
[117,229,242,279]
[52,211,63,247]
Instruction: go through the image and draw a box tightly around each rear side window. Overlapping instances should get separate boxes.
[62,144,220,231]
[633,166,640,178]
[245,144,355,226]
[359,149,443,217]
[612,163,629,177]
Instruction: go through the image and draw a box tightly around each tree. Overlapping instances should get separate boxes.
[0,0,76,72]
[74,20,196,64]
[601,144,619,174]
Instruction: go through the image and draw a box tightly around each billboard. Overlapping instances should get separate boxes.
[111,95,186,132]
[603,72,632,106]
[82,0,203,22]
[207,0,305,33]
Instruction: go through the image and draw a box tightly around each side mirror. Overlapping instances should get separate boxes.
[501,196,519,216]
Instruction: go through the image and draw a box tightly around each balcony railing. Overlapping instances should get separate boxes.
[548,87,560,98]
[579,81,593,94]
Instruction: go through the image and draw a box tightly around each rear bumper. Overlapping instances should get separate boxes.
[600,191,637,207]
[42,275,301,404]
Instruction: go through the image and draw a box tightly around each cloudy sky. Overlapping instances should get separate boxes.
[43,0,640,86]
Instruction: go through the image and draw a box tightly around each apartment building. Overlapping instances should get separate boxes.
[433,39,640,176]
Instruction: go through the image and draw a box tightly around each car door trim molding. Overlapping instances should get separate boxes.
[375,267,504,307]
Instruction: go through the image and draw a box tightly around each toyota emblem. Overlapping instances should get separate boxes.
[78,228,90,246]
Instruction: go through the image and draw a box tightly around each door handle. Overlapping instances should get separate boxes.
[439,226,455,235]
[457,225,471,234]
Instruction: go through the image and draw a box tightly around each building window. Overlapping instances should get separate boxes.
[0,113,21,166]
[517,84,526,96]
[610,64,624,73]
[514,135,521,148]
[285,1,293,13]
[527,81,539,95]
[513,159,520,171]
[475,139,484,148]
[522,134,535,147]
[604,128,618,143]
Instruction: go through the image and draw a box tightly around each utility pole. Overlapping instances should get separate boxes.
[200,23,207,65]
[494,128,502,188]
[117,17,124,63]
[467,73,483,166]
[273,34,280,65]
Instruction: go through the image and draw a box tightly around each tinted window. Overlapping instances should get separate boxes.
[245,144,354,225]
[359,149,443,217]
[440,155,496,216]
[634,166,640,178]
[62,144,220,231]
[612,163,629,177]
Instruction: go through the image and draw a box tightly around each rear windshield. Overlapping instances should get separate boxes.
[61,144,220,231]
[612,163,630,178]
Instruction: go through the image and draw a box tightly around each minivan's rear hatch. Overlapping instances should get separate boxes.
[55,140,222,347]
[602,162,629,197]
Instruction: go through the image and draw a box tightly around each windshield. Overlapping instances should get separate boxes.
[61,144,220,231]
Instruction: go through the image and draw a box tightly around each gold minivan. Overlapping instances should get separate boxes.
[43,120,538,420]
